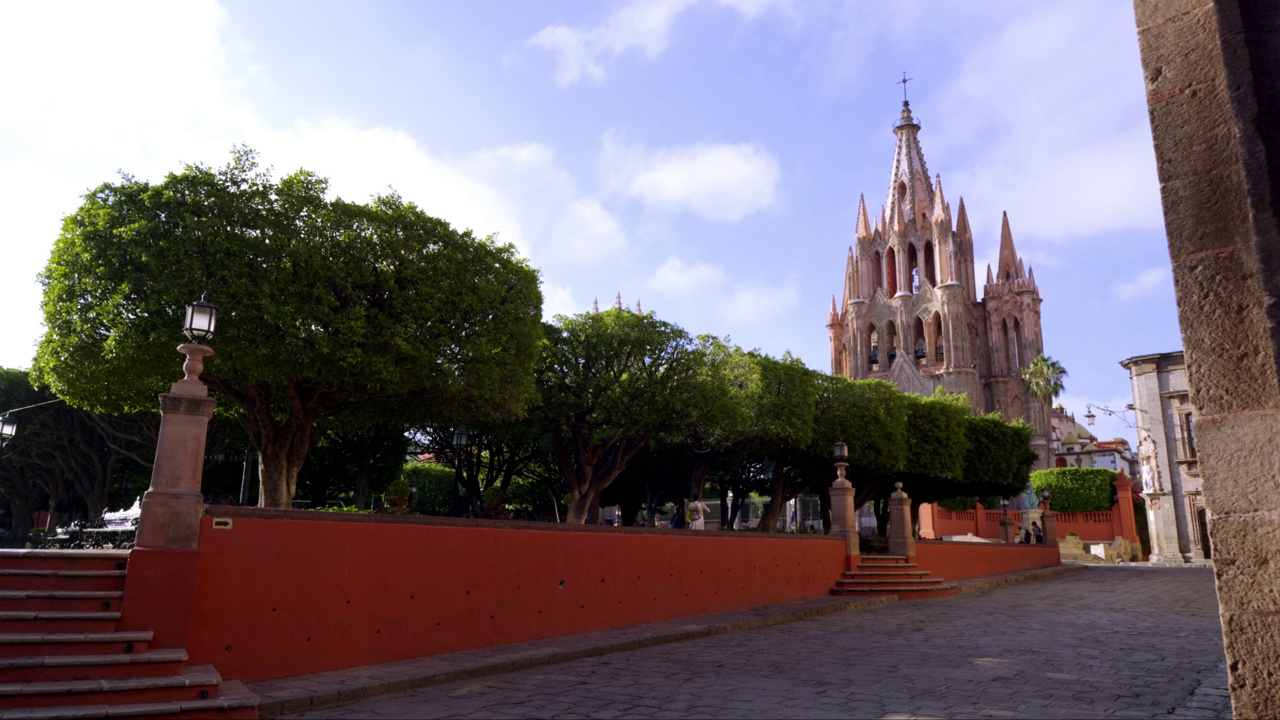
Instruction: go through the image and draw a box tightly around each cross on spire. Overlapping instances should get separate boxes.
[898,72,912,102]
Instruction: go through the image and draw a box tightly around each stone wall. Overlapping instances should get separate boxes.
[1133,0,1280,715]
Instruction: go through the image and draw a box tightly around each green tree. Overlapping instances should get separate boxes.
[33,149,542,508]
[538,309,704,524]
[960,414,1038,500]
[1021,354,1068,402]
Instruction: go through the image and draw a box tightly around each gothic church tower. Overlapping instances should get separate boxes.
[827,100,1049,469]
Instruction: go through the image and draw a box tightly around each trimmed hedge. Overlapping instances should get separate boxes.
[1029,467,1116,513]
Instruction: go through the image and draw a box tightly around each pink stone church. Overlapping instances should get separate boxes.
[826,99,1049,470]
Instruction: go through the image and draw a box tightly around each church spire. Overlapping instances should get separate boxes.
[856,194,872,240]
[955,197,972,241]
[931,174,950,227]
[885,99,933,233]
[996,211,1023,282]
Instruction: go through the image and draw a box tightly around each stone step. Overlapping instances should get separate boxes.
[835,576,948,586]
[0,679,258,719]
[831,584,958,600]
[0,648,187,684]
[855,561,916,569]
[0,551,130,574]
[842,570,930,579]
[0,631,152,659]
[857,555,910,564]
[0,611,121,635]
[0,591,123,614]
[0,664,223,710]
[0,571,127,593]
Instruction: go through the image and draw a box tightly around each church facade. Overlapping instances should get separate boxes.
[826,100,1050,470]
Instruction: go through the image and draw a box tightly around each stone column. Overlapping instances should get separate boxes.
[888,482,915,559]
[1040,500,1058,547]
[1134,1,1280,714]
[135,344,217,549]
[829,462,860,569]
[1000,509,1013,544]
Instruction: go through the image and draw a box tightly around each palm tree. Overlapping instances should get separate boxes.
[1021,354,1067,402]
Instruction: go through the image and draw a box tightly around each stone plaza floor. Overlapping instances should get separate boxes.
[285,566,1230,719]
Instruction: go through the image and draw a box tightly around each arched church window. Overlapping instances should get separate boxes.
[872,251,883,293]
[913,317,927,362]
[908,244,919,293]
[886,248,898,296]
[867,324,880,371]
[924,241,937,285]
[933,313,944,362]
[885,321,898,366]
[1013,317,1024,370]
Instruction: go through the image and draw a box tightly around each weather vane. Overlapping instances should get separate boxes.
[898,72,912,102]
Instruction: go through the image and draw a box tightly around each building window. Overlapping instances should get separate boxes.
[1177,410,1197,461]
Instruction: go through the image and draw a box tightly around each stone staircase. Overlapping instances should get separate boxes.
[830,555,957,600]
[0,549,257,718]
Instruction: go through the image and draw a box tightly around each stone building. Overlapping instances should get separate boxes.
[1049,405,1138,474]
[1120,351,1209,564]
[826,99,1049,470]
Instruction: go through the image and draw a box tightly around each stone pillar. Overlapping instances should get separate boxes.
[1134,1,1280,714]
[888,482,915,559]
[135,344,216,549]
[829,462,860,569]
[1040,501,1059,547]
[1113,469,1140,545]
[1000,509,1013,544]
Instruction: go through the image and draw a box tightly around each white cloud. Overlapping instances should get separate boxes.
[0,1,624,369]
[646,256,728,295]
[717,280,799,327]
[526,0,791,86]
[1114,266,1171,301]
[601,134,780,223]
[930,2,1163,245]
[549,199,629,264]
[541,283,580,320]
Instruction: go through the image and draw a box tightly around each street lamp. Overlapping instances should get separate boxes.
[452,427,469,515]
[832,442,848,462]
[183,293,217,343]
[0,413,15,444]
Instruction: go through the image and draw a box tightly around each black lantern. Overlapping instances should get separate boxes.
[0,413,15,443]
[1084,409,1096,426]
[833,442,848,462]
[183,293,217,343]
[452,427,469,448]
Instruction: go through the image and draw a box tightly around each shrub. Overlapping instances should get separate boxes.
[1029,467,1116,513]
[403,462,455,516]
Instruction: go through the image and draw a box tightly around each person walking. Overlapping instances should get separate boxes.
[1032,521,1044,544]
[669,500,687,529]
[688,496,709,530]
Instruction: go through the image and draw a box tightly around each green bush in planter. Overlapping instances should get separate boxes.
[1029,467,1116,513]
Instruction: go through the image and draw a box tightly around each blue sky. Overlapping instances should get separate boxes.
[0,0,1177,446]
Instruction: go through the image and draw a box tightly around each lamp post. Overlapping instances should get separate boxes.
[1000,497,1013,544]
[134,293,219,550]
[452,427,469,516]
[0,399,66,451]
[829,441,859,566]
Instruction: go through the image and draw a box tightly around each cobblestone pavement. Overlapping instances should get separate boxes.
[289,567,1229,719]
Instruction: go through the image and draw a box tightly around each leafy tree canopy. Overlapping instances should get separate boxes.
[33,148,543,508]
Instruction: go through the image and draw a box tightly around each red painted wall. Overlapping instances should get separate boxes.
[913,540,1060,580]
[184,510,846,681]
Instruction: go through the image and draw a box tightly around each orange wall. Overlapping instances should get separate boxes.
[913,540,1060,580]
[185,511,846,681]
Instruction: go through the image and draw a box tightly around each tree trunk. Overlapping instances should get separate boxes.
[354,446,372,511]
[566,490,595,524]
[7,497,34,548]
[217,380,330,510]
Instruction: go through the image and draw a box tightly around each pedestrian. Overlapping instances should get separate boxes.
[669,500,687,529]
[688,496,709,530]
[1032,521,1044,544]
[1020,524,1030,544]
